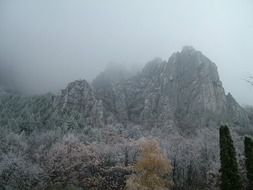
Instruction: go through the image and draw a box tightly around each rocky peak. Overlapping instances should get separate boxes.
[55,80,104,127]
[92,46,249,130]
[54,47,250,130]
[162,47,248,128]
[181,45,196,54]
[57,80,95,112]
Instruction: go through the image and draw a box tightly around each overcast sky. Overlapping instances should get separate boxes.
[0,0,253,105]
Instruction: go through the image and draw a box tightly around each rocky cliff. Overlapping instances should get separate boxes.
[55,80,105,128]
[92,46,250,130]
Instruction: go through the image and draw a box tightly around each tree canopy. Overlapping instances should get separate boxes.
[126,139,173,190]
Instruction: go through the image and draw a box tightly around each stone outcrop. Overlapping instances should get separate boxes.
[55,80,104,127]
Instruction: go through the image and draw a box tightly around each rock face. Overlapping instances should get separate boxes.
[92,46,249,130]
[0,46,249,131]
[55,80,104,127]
[226,93,249,127]
[55,46,249,131]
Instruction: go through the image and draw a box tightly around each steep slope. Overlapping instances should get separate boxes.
[226,93,249,126]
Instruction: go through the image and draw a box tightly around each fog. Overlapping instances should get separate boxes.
[0,0,253,105]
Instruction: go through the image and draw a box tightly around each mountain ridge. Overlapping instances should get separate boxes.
[0,47,251,189]
[89,46,250,130]
[0,46,250,132]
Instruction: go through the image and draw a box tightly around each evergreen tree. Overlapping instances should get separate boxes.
[244,136,253,190]
[219,125,241,190]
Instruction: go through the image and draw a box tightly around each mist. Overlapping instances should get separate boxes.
[0,0,253,105]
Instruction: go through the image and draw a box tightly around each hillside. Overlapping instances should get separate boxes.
[0,47,251,190]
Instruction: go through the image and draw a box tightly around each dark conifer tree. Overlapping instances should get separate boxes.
[219,125,241,190]
[245,136,253,190]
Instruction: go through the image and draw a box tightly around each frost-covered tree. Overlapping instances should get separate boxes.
[219,125,241,190]
[44,134,100,188]
[0,153,47,189]
[126,139,173,190]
